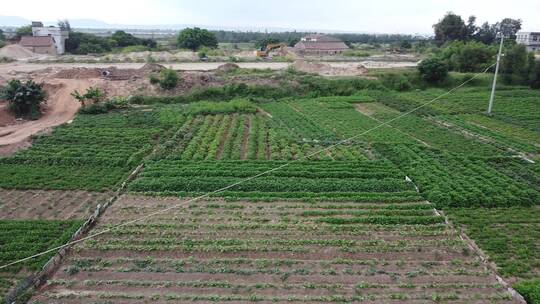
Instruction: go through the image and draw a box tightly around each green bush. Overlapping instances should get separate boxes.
[502,44,536,85]
[78,101,115,114]
[418,57,449,84]
[514,279,540,304]
[437,41,496,72]
[1,79,46,119]
[380,73,413,91]
[159,69,178,90]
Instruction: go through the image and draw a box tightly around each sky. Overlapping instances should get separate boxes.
[2,0,539,34]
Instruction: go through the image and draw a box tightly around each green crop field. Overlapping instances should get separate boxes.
[0,82,539,303]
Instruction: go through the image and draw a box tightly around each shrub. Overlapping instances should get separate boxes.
[418,57,449,84]
[1,79,46,119]
[501,44,535,85]
[380,73,413,91]
[71,87,105,106]
[78,101,115,114]
[159,69,178,90]
[149,73,160,85]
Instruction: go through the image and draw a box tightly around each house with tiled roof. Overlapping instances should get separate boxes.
[20,36,56,55]
[18,21,69,55]
[293,34,349,55]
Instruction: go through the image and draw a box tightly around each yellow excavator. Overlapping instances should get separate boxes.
[256,43,287,57]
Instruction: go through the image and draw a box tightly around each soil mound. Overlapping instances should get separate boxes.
[53,67,102,79]
[216,63,240,73]
[0,44,37,60]
[53,64,165,80]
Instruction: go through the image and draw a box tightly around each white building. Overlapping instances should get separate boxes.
[30,21,69,54]
[516,32,540,52]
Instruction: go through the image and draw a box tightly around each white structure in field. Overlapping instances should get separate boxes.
[30,21,69,54]
[516,32,540,52]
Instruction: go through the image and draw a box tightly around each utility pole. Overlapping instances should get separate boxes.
[488,33,504,115]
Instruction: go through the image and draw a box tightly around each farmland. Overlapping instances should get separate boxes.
[0,78,538,303]
[33,196,514,303]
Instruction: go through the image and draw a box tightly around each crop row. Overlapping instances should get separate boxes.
[0,219,83,299]
[375,143,539,207]
[447,207,540,279]
[157,113,370,161]
[0,109,175,191]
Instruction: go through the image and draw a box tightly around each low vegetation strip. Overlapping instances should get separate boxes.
[129,160,418,200]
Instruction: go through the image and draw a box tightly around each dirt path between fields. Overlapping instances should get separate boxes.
[0,79,96,147]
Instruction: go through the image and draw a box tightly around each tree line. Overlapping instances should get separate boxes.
[212,30,420,45]
[421,12,539,89]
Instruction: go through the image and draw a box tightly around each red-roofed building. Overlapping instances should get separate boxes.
[20,36,56,55]
[294,34,349,56]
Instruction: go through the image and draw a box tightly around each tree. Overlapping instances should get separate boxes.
[400,40,412,49]
[15,25,32,39]
[58,19,71,32]
[501,44,530,85]
[438,41,495,72]
[1,80,46,119]
[177,27,218,51]
[287,37,300,47]
[530,61,540,89]
[496,18,522,40]
[111,30,141,47]
[433,12,469,46]
[474,22,497,44]
[0,29,5,41]
[418,57,449,83]
[465,16,478,38]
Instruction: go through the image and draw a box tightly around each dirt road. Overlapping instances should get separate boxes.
[0,79,95,146]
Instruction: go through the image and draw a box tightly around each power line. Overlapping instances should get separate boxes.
[0,62,496,271]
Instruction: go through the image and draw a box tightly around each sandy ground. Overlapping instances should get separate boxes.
[0,62,290,74]
[0,78,97,146]
[0,60,417,75]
